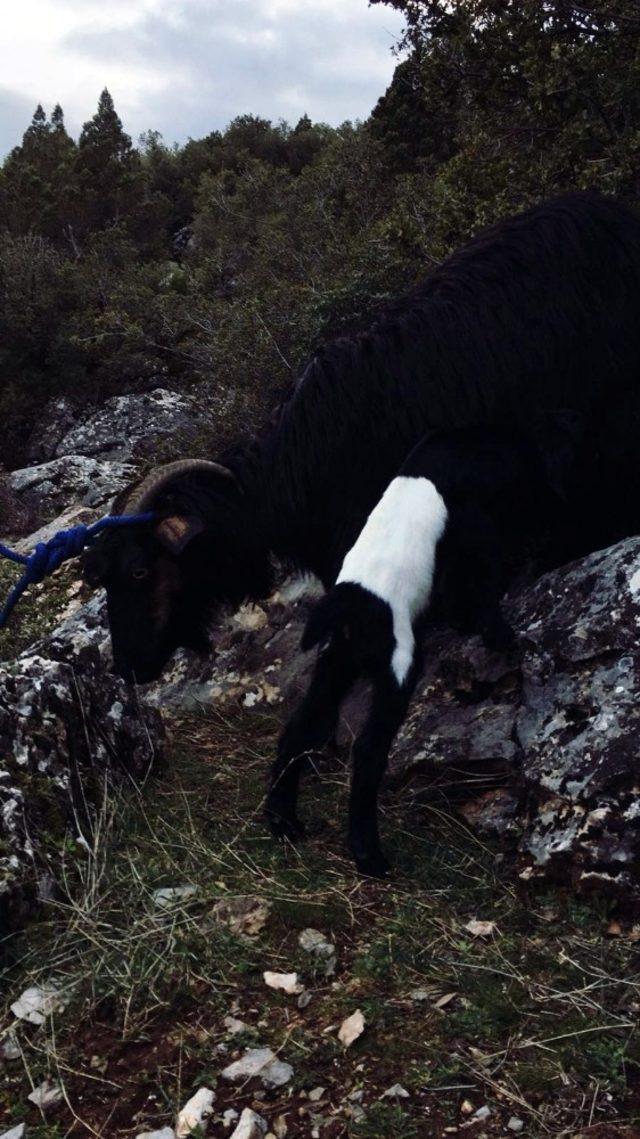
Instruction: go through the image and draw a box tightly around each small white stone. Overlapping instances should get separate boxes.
[153,886,197,909]
[222,1047,293,1088]
[27,1079,63,1108]
[224,1015,248,1035]
[382,1083,409,1098]
[1,1033,21,1060]
[136,1129,175,1139]
[298,929,336,974]
[308,1086,325,1102]
[409,988,431,1002]
[0,1125,27,1139]
[473,1105,491,1121]
[338,1009,365,1048]
[229,1108,268,1139]
[263,971,303,995]
[11,984,64,1025]
[507,1118,524,1133]
[223,1108,240,1128]
[175,1087,215,1137]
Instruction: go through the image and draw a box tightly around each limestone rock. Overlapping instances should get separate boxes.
[10,983,66,1025]
[53,388,208,462]
[27,1079,63,1108]
[153,885,198,909]
[0,1124,26,1139]
[338,1009,365,1048]
[142,575,322,712]
[298,928,336,975]
[390,537,640,900]
[175,1087,215,1137]
[230,1109,268,1139]
[221,1047,293,1088]
[0,631,163,922]
[25,395,77,464]
[9,454,136,517]
[263,971,303,995]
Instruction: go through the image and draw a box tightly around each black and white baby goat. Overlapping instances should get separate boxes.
[266,422,572,877]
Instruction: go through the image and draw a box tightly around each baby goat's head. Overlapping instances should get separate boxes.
[83,459,272,683]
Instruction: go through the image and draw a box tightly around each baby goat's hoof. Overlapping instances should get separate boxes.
[354,850,391,879]
[266,808,307,844]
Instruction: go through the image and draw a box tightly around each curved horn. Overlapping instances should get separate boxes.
[118,459,236,515]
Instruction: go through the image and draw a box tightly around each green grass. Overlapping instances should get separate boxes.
[2,704,640,1136]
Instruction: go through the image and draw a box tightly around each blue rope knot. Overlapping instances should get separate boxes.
[26,525,93,584]
[0,511,155,630]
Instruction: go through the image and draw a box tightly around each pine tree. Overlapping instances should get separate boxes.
[21,105,50,156]
[78,88,134,165]
[0,103,76,240]
[74,89,144,233]
[51,104,65,132]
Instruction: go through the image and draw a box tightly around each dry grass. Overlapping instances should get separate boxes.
[2,705,640,1137]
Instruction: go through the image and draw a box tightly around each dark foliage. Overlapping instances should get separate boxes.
[3,2,640,470]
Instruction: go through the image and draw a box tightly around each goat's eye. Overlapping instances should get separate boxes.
[132,567,149,582]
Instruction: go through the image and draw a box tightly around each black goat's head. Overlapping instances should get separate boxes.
[83,459,273,683]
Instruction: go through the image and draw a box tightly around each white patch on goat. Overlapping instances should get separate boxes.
[337,476,448,684]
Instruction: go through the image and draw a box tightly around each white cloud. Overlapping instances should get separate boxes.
[0,0,404,154]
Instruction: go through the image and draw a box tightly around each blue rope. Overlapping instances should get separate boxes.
[0,512,155,629]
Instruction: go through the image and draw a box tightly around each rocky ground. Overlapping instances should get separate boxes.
[2,706,640,1137]
[1,390,640,1135]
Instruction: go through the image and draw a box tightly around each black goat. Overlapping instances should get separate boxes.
[265,422,572,876]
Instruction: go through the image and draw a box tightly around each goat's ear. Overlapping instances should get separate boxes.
[155,514,205,555]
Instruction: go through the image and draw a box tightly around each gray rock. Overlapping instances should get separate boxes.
[390,537,640,899]
[54,388,208,462]
[27,1079,63,1108]
[229,1109,268,1139]
[381,1084,409,1098]
[0,1124,26,1139]
[1,1032,21,1060]
[298,928,337,976]
[221,1047,293,1088]
[25,395,77,464]
[0,627,163,921]
[10,455,135,517]
[142,579,322,712]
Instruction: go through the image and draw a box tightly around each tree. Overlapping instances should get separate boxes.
[74,89,145,234]
[0,104,76,242]
[370,0,640,253]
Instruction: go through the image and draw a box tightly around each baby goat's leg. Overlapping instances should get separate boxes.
[348,670,417,878]
[266,634,357,842]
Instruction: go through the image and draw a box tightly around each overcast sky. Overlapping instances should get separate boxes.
[0,0,405,156]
